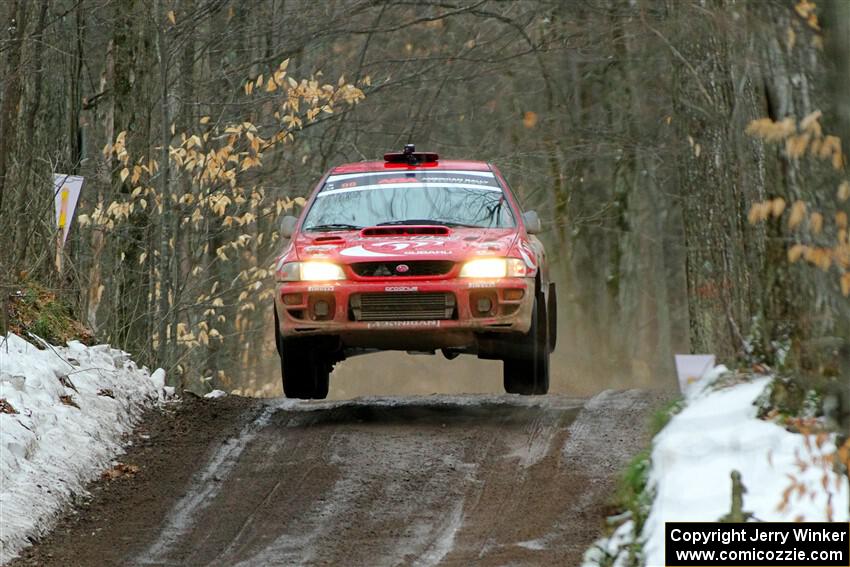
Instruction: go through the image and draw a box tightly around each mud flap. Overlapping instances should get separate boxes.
[547,282,557,353]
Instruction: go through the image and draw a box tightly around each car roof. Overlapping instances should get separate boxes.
[330,159,492,174]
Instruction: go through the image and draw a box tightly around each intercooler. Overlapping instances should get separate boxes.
[350,292,456,321]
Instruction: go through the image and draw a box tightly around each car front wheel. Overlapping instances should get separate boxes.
[503,291,549,395]
[275,308,330,399]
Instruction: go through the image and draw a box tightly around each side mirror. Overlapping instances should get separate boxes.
[280,215,298,238]
[522,210,542,235]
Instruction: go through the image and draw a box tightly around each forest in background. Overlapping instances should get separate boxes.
[0,0,848,400]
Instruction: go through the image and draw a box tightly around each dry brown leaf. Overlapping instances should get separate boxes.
[59,394,79,409]
[838,181,850,202]
[101,462,140,480]
[0,398,18,414]
[788,244,806,264]
[810,212,823,234]
[522,111,538,129]
[788,200,807,229]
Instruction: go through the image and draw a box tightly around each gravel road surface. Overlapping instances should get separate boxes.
[11,390,663,566]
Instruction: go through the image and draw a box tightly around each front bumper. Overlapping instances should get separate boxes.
[274,277,534,351]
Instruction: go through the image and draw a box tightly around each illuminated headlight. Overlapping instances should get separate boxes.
[459,258,526,278]
[279,261,346,281]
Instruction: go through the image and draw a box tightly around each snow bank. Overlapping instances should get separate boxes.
[642,373,849,565]
[584,369,850,567]
[0,333,165,564]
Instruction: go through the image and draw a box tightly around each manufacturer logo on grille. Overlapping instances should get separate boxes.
[395,264,410,273]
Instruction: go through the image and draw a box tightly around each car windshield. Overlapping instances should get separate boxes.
[302,170,515,231]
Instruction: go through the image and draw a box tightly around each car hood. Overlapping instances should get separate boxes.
[290,227,520,264]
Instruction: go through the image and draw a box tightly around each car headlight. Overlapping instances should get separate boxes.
[279,261,346,281]
[459,258,527,278]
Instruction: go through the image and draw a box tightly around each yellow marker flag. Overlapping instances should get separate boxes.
[58,187,70,229]
[52,174,84,245]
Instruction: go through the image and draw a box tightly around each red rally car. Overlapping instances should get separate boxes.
[273,146,556,399]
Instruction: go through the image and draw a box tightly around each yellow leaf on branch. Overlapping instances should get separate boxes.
[810,212,823,234]
[788,244,806,263]
[788,201,807,230]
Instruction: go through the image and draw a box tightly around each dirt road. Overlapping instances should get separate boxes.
[11,390,662,566]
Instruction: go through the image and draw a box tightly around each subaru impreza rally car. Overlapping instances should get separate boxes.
[274,146,556,398]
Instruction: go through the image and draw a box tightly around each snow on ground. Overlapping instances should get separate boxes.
[0,333,165,564]
[584,367,850,567]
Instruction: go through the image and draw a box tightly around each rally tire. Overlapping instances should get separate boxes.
[503,291,549,395]
[278,334,331,400]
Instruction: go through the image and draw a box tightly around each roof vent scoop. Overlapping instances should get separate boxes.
[384,144,439,165]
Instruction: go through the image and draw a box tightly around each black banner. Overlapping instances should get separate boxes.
[665,522,850,566]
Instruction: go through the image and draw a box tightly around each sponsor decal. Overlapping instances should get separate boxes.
[325,170,497,183]
[468,282,497,288]
[384,286,418,292]
[307,285,334,292]
[365,320,441,329]
[317,182,502,197]
[304,245,340,253]
[403,250,452,255]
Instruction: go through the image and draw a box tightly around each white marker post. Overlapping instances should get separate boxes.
[52,174,84,274]
[674,354,716,394]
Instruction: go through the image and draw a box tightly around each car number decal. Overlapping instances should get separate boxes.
[365,320,441,329]
[339,245,394,258]
[340,239,447,257]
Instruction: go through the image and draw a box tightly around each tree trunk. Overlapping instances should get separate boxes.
[671,0,765,359]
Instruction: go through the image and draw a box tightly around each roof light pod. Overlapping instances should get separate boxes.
[384,144,439,165]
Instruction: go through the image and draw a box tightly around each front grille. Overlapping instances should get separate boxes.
[351,261,454,278]
[351,293,456,321]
